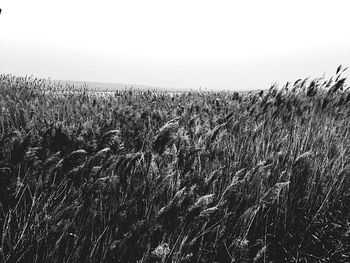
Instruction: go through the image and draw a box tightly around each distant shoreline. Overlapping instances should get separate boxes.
[50,79,187,93]
[48,79,262,94]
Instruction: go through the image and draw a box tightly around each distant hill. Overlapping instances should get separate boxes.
[50,79,185,92]
[49,79,263,94]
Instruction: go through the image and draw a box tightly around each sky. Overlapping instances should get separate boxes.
[1,0,350,91]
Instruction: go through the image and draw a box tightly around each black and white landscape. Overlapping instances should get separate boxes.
[1,1,350,262]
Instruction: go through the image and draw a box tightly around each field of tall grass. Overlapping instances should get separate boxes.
[0,67,350,262]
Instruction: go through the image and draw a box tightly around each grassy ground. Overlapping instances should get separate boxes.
[0,68,350,262]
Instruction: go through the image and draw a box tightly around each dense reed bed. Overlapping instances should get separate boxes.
[0,67,349,262]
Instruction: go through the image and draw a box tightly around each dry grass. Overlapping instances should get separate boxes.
[0,68,350,262]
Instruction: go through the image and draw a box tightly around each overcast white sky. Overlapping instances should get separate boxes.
[1,0,350,90]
